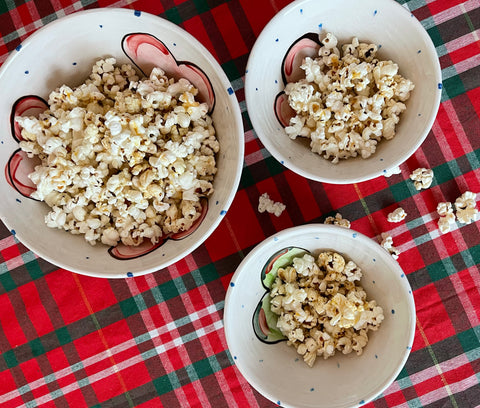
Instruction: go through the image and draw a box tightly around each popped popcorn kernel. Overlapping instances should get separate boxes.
[258,193,286,217]
[409,167,433,190]
[387,207,407,223]
[324,213,351,228]
[455,191,478,224]
[380,232,400,259]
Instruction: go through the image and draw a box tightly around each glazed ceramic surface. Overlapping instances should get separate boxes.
[0,9,244,278]
[245,0,441,184]
[224,224,416,408]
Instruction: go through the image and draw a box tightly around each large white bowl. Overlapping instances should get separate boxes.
[245,0,441,184]
[0,9,244,278]
[224,224,416,408]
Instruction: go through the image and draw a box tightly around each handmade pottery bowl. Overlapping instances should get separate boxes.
[224,224,416,408]
[0,8,244,278]
[245,0,441,184]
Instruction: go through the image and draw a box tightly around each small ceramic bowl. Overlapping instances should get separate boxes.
[224,224,415,408]
[245,0,441,184]
[0,9,244,278]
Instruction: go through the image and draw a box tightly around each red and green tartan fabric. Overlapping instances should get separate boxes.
[1,0,480,407]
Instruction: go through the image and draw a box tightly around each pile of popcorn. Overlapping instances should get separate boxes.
[284,32,414,163]
[16,58,219,246]
[269,251,384,367]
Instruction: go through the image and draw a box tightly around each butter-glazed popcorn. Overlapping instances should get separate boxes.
[284,32,414,164]
[16,58,218,246]
[270,251,384,367]
[387,207,407,223]
[409,167,433,190]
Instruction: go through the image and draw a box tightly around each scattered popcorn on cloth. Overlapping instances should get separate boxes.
[258,193,286,217]
[387,207,407,223]
[437,202,455,234]
[284,31,414,163]
[269,251,384,367]
[409,168,433,190]
[436,192,478,233]
[454,191,478,224]
[16,58,219,247]
[324,213,351,228]
[380,233,400,259]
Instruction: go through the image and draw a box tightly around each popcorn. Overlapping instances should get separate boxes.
[284,32,414,163]
[409,168,433,190]
[324,213,351,228]
[16,58,218,246]
[436,192,478,233]
[387,207,407,223]
[270,251,384,367]
[383,166,402,178]
[454,191,478,224]
[380,233,400,259]
[258,193,286,217]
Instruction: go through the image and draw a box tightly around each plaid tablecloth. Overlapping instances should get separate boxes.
[1,0,479,407]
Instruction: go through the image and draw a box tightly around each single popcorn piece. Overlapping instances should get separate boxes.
[387,207,407,223]
[436,201,455,234]
[258,193,286,217]
[437,202,453,217]
[284,31,414,164]
[409,168,433,190]
[454,191,478,224]
[16,58,219,247]
[380,232,400,259]
[324,213,351,228]
[384,166,402,178]
[269,250,384,367]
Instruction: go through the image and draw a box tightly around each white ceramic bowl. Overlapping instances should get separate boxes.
[245,0,441,184]
[0,9,244,278]
[224,224,415,408]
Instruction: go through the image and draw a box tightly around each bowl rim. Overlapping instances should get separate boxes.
[244,0,442,184]
[224,223,416,408]
[0,8,245,278]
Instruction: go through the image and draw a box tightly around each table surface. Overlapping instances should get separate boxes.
[1,0,479,407]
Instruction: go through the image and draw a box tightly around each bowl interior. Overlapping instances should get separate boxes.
[0,9,244,277]
[224,224,415,408]
[245,0,441,184]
